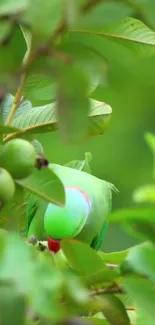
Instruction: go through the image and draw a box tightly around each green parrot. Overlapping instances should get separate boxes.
[26,163,117,252]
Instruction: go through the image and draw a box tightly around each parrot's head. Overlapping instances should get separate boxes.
[44,186,91,253]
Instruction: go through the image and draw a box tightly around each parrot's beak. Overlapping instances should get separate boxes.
[47,237,61,253]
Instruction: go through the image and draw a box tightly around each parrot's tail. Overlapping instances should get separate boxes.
[108,182,119,194]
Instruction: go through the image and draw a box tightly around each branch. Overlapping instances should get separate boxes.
[91,284,126,296]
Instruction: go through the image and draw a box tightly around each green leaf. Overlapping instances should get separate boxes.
[0,284,25,325]
[24,0,63,41]
[145,132,155,153]
[63,0,81,27]
[87,99,111,137]
[0,183,26,232]
[0,124,20,134]
[65,152,92,174]
[100,295,130,325]
[0,232,34,287]
[98,249,130,265]
[82,317,109,325]
[145,132,155,179]
[58,41,108,96]
[0,0,27,15]
[8,99,111,138]
[0,26,24,75]
[1,93,32,123]
[0,232,63,320]
[32,139,44,155]
[125,243,155,281]
[133,184,155,203]
[56,64,90,142]
[77,2,133,28]
[0,21,12,43]
[83,267,119,287]
[61,239,106,275]
[124,277,155,325]
[16,167,65,206]
[70,17,155,58]
[23,73,56,106]
[65,276,90,305]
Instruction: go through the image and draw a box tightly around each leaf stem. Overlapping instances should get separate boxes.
[5,74,27,126]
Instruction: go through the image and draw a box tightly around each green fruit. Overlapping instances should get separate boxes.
[0,168,15,205]
[0,139,36,179]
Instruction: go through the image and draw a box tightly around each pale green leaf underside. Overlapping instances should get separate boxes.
[8,99,112,137]
[16,168,65,206]
[71,17,155,57]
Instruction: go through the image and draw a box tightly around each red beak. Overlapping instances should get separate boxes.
[47,237,61,253]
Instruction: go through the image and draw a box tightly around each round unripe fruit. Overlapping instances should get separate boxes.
[0,168,15,204]
[0,139,36,179]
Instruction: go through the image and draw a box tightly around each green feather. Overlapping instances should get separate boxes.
[26,163,117,250]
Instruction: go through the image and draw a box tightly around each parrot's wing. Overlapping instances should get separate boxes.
[91,222,108,250]
[91,182,118,251]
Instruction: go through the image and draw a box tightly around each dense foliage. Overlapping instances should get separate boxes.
[0,1,155,325]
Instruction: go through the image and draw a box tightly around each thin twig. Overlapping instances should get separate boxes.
[5,74,27,125]
[106,263,118,269]
[91,285,125,296]
[126,306,135,311]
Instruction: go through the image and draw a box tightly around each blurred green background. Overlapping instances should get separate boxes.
[15,26,155,252]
